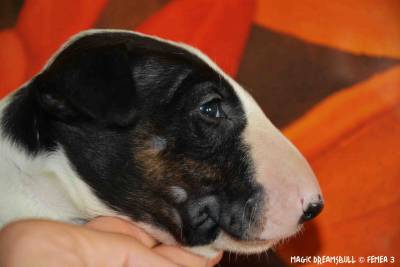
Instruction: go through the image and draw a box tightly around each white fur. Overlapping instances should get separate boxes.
[0,96,116,227]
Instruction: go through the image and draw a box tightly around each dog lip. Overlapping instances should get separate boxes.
[230,237,274,246]
[216,229,271,245]
[212,230,278,253]
[259,224,304,241]
[217,222,303,245]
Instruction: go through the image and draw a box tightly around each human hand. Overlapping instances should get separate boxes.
[0,217,223,267]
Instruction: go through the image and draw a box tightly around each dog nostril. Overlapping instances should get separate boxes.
[300,201,324,223]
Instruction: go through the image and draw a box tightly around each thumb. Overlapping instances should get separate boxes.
[86,216,158,248]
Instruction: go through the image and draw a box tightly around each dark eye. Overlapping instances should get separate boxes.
[199,99,225,118]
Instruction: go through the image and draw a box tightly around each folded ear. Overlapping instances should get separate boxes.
[34,33,137,127]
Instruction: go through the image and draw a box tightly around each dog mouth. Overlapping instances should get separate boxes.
[132,208,302,256]
[134,190,303,252]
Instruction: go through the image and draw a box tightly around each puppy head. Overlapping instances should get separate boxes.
[22,30,323,253]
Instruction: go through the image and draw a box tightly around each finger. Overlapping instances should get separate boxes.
[154,245,214,267]
[124,249,181,267]
[85,216,158,248]
[104,236,180,267]
[207,251,223,267]
[0,219,179,267]
[74,221,181,267]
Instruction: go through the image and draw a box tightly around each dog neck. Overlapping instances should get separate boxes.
[0,92,115,227]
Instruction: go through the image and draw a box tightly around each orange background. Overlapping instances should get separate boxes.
[1,0,399,266]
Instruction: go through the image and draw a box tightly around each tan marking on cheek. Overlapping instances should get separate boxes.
[179,157,221,182]
[132,125,221,187]
[134,144,167,180]
[135,141,221,185]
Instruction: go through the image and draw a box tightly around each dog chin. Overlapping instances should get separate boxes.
[191,223,305,257]
[130,219,301,258]
[185,234,277,258]
[212,231,277,253]
[186,229,300,258]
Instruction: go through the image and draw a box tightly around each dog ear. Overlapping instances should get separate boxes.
[34,33,137,127]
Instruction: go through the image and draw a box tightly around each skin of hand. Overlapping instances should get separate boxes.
[0,217,223,267]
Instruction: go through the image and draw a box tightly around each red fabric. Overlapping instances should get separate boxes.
[17,0,108,78]
[0,29,27,97]
[255,0,400,58]
[281,67,400,265]
[0,0,108,97]
[137,0,255,76]
[0,0,254,97]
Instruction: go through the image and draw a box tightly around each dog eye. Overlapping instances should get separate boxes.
[199,99,225,118]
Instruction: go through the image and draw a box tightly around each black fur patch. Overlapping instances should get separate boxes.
[1,31,264,246]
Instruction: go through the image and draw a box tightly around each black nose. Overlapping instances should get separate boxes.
[300,201,324,223]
